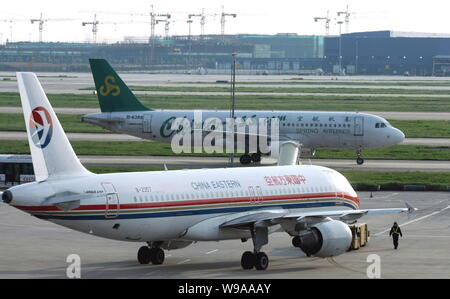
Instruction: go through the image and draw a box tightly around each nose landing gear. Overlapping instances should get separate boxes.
[356,148,364,165]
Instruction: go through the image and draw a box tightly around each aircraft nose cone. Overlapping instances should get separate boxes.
[397,129,405,143]
[2,190,13,204]
[390,128,405,144]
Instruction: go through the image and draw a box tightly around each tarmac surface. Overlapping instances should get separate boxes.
[0,191,449,279]
[2,72,450,97]
[77,155,450,172]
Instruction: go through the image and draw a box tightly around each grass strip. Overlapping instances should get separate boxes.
[2,92,450,112]
[80,84,450,95]
[0,140,449,161]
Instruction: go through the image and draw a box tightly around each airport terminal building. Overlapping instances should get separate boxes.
[1,30,450,76]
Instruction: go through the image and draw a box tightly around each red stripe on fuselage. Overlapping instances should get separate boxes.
[13,192,360,213]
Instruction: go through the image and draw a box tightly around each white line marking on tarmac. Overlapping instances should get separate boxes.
[374,205,450,236]
[402,235,450,239]
[177,259,191,264]
[205,249,218,255]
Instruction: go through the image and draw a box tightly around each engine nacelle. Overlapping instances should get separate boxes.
[297,220,352,258]
[160,240,193,250]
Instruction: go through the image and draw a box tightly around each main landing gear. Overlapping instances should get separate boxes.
[137,242,165,265]
[239,153,261,165]
[240,225,269,270]
[356,148,364,165]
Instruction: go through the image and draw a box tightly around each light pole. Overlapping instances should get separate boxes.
[229,53,237,165]
[337,21,343,75]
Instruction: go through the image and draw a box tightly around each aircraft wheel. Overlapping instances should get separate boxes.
[241,251,255,270]
[356,157,364,165]
[251,153,261,163]
[239,154,252,165]
[150,247,165,265]
[137,246,151,264]
[254,252,269,271]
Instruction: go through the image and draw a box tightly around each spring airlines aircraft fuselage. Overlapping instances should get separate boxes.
[83,110,405,154]
[10,165,358,243]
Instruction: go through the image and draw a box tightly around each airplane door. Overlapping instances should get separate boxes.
[102,182,120,219]
[354,116,364,137]
[255,186,263,204]
[143,113,153,134]
[248,186,256,204]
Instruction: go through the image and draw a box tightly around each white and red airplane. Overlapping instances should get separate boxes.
[2,72,414,271]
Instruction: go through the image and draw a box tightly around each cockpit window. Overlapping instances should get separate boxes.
[375,122,388,128]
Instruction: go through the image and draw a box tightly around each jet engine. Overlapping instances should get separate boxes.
[296,220,352,257]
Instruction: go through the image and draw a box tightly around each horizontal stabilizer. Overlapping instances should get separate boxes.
[42,191,101,211]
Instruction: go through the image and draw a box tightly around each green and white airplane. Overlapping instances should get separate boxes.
[82,59,405,165]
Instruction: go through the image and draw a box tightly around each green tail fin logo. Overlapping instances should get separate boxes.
[89,58,152,112]
[99,75,121,97]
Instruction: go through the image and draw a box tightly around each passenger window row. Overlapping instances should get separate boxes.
[132,186,335,203]
[283,123,351,128]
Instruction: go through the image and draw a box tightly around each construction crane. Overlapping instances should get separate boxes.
[314,11,331,35]
[188,8,206,37]
[82,14,100,43]
[155,13,171,39]
[144,6,171,41]
[220,6,237,41]
[155,17,171,38]
[81,14,153,43]
[187,19,193,38]
[30,13,72,42]
[337,5,351,33]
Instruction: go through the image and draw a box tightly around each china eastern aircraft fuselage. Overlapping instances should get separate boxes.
[3,72,413,271]
[82,59,405,165]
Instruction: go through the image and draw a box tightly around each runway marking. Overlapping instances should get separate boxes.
[177,258,191,264]
[402,235,450,239]
[205,249,218,255]
[374,205,450,236]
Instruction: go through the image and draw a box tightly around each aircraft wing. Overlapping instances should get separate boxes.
[193,128,286,141]
[220,204,415,229]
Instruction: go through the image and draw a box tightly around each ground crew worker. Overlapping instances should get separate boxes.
[389,222,403,249]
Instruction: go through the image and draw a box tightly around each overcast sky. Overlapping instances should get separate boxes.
[1,0,448,43]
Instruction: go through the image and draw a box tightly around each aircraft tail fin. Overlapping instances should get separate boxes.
[89,58,152,112]
[16,72,91,181]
